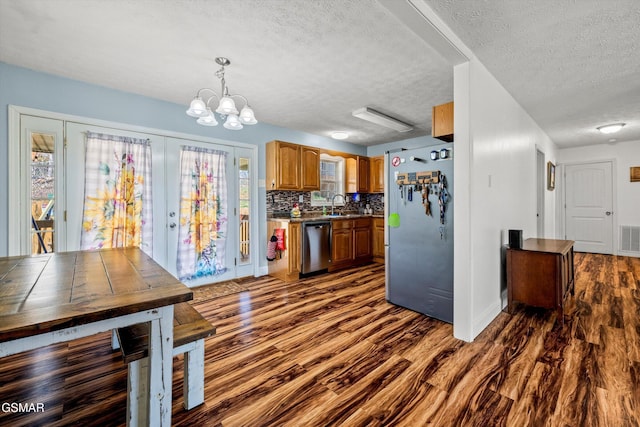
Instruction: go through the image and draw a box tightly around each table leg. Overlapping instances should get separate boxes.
[145,304,174,427]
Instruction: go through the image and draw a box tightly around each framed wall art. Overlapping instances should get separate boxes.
[547,161,556,190]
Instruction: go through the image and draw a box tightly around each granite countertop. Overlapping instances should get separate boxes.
[268,212,384,222]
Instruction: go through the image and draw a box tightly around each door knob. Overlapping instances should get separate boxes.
[605,211,612,216]
[169,222,177,229]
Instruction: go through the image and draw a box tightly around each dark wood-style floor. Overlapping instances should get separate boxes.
[1,253,639,426]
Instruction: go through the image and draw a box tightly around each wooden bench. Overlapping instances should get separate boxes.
[115,302,215,423]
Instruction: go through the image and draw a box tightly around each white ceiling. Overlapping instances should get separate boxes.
[0,0,638,148]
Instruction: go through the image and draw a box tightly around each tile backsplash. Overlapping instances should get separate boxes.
[267,191,384,216]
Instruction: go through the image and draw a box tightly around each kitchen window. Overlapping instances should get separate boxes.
[311,154,345,206]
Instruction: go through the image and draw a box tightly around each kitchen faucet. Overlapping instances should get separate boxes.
[331,194,345,215]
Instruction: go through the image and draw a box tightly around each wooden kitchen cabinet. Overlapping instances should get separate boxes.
[266,140,319,191]
[267,220,301,281]
[346,156,370,193]
[432,101,454,142]
[329,218,372,272]
[507,238,575,320]
[372,217,385,263]
[300,146,320,190]
[353,217,372,263]
[369,156,384,193]
[330,219,353,271]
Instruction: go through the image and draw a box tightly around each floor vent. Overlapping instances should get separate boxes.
[620,226,640,252]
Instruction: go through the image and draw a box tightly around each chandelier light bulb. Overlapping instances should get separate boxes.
[216,96,239,115]
[186,97,208,117]
[223,114,243,130]
[196,108,218,126]
[239,106,257,125]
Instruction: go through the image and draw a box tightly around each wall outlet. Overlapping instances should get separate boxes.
[299,195,304,203]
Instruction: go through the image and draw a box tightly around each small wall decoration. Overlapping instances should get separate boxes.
[547,161,556,190]
[631,166,640,182]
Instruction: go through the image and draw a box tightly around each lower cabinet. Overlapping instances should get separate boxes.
[267,220,301,281]
[372,217,384,263]
[329,218,372,272]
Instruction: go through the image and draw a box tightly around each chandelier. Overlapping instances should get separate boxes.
[186,57,257,130]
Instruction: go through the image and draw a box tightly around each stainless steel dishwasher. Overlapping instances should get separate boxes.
[301,221,331,275]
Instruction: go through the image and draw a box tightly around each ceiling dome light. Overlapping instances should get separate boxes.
[186,57,257,130]
[331,131,349,140]
[597,123,625,134]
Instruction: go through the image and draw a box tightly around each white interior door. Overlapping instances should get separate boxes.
[565,161,614,253]
[165,138,236,286]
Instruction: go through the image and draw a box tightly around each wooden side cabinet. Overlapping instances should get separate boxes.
[432,101,454,142]
[506,238,575,320]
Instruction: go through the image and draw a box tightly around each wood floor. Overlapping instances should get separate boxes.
[1,253,639,426]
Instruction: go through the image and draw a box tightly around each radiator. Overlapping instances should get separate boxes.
[620,225,640,253]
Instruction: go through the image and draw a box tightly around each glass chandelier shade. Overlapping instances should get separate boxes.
[186,57,257,130]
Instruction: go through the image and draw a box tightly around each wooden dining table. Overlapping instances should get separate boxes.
[0,248,193,426]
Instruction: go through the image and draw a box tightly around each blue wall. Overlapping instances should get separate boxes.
[0,62,367,258]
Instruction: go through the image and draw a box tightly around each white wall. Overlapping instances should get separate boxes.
[558,139,640,253]
[453,57,559,341]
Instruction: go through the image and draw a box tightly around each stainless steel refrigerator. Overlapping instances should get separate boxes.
[384,144,453,323]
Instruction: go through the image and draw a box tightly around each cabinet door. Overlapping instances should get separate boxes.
[432,101,454,142]
[354,226,372,260]
[331,228,353,266]
[369,156,384,193]
[300,146,320,191]
[277,142,301,190]
[372,218,385,260]
[345,157,357,193]
[357,157,370,193]
[288,223,301,275]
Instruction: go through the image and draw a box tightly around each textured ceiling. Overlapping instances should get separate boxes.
[0,0,453,146]
[425,0,640,148]
[1,1,638,148]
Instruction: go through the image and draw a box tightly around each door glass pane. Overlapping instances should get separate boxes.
[31,133,55,254]
[238,157,250,265]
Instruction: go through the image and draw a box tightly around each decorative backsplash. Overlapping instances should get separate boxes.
[267,191,384,216]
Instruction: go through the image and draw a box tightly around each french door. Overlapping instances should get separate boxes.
[10,108,257,284]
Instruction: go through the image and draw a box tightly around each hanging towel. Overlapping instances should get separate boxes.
[266,235,278,261]
[275,228,286,251]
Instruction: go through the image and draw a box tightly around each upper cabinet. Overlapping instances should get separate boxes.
[300,146,320,191]
[346,156,370,193]
[369,156,384,193]
[432,101,454,142]
[266,140,320,191]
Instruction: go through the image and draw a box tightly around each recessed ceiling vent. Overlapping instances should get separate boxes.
[620,225,640,253]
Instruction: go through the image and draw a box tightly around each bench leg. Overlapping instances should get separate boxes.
[183,339,205,410]
[127,358,149,427]
[111,329,120,350]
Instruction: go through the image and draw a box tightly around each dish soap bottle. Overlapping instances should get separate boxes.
[291,203,301,218]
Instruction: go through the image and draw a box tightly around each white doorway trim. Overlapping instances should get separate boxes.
[535,147,545,238]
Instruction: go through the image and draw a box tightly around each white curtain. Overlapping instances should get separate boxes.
[80,132,153,255]
[177,146,228,280]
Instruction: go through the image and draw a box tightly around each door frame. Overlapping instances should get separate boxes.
[560,159,617,254]
[535,147,545,238]
[8,105,259,278]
